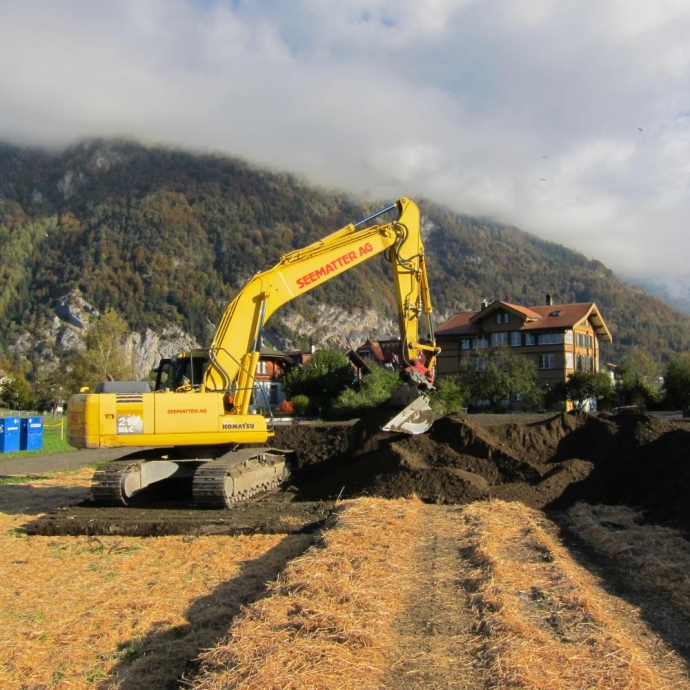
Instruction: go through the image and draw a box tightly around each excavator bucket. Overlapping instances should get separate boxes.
[382,395,435,435]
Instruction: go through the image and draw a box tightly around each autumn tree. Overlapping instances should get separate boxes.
[1,372,34,410]
[69,310,134,391]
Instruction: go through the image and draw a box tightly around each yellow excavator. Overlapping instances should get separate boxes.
[67,197,440,507]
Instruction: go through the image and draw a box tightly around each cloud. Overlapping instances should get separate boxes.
[1,0,689,284]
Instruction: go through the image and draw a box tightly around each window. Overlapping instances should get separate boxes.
[491,332,509,347]
[577,354,593,371]
[461,338,471,350]
[538,354,556,369]
[495,312,510,324]
[513,392,523,401]
[538,332,564,345]
[510,331,522,347]
[564,330,573,345]
[577,333,594,349]
[576,332,592,348]
[256,361,268,375]
[475,336,489,349]
[525,333,536,346]
[565,352,574,369]
[476,357,486,372]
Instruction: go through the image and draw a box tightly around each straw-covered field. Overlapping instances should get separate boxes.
[2,474,690,688]
[3,410,690,688]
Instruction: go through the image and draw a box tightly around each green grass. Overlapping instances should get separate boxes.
[0,461,107,483]
[0,475,47,484]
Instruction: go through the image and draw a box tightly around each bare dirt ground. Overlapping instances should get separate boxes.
[3,411,690,688]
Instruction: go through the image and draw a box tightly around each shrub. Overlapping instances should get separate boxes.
[290,394,310,417]
[274,400,295,416]
[334,364,402,418]
[430,377,466,415]
[284,350,356,400]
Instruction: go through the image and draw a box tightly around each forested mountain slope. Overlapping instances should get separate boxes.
[0,139,687,373]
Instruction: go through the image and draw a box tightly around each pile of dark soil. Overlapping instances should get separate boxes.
[274,411,690,533]
[23,411,690,538]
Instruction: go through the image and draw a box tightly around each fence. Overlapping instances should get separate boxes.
[44,418,65,440]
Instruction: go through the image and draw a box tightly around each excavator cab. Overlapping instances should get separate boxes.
[155,351,208,392]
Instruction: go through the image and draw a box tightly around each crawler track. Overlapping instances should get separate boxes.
[90,447,293,508]
[91,458,144,505]
[192,448,292,508]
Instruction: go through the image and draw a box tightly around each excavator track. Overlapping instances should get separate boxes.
[192,447,292,508]
[90,448,293,508]
[91,458,145,506]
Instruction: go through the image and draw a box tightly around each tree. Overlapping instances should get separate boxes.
[430,376,468,415]
[334,362,402,417]
[563,371,613,411]
[459,347,539,410]
[617,346,660,407]
[284,349,357,415]
[1,373,34,410]
[663,353,690,409]
[68,310,134,391]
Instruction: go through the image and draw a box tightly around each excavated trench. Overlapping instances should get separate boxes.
[22,410,690,537]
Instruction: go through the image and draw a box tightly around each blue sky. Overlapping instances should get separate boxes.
[1,0,689,287]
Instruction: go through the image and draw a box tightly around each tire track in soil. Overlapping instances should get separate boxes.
[385,506,486,690]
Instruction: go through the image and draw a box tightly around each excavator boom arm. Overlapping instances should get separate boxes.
[202,197,438,412]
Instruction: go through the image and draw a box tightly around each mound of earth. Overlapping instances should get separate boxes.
[23,410,690,538]
[273,411,690,533]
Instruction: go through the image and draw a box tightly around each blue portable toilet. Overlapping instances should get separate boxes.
[0,417,21,452]
[20,416,43,451]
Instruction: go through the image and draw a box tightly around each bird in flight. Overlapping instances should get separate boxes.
[539,178,547,182]
[541,155,549,159]
[637,127,643,132]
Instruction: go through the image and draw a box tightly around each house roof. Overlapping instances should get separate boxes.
[356,338,402,364]
[357,338,385,363]
[437,300,612,342]
[259,345,297,363]
[469,301,543,323]
[346,349,373,374]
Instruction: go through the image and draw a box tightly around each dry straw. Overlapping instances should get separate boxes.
[0,469,306,690]
[191,498,690,689]
[3,469,689,690]
[566,502,690,620]
[454,500,688,689]
[193,497,427,690]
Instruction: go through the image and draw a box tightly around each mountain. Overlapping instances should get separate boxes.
[1,139,689,380]
[622,275,690,317]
